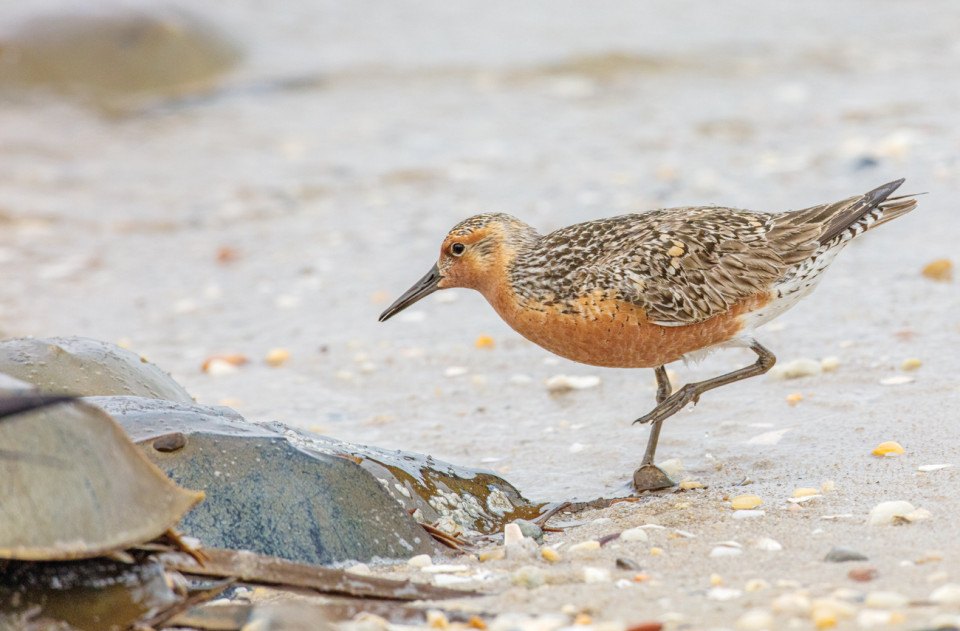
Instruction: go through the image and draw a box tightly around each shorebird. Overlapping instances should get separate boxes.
[379,180,918,491]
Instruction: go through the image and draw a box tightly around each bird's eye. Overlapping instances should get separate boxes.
[450,242,466,256]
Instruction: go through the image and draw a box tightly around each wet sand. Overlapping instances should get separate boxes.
[2,1,959,627]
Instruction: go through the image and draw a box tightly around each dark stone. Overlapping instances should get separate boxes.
[616,557,642,571]
[0,337,193,402]
[824,546,869,563]
[91,396,439,565]
[152,432,187,452]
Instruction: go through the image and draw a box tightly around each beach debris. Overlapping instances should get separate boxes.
[930,583,960,607]
[730,494,763,510]
[679,478,704,490]
[583,566,612,583]
[707,587,742,601]
[732,509,765,520]
[658,458,684,478]
[821,356,841,372]
[616,557,642,571]
[746,428,790,445]
[864,591,908,608]
[167,548,472,600]
[545,374,601,393]
[868,500,930,525]
[769,358,820,379]
[901,357,922,371]
[755,538,783,552]
[736,609,774,630]
[848,567,879,582]
[202,353,248,374]
[793,487,820,498]
[921,258,953,282]
[710,542,742,558]
[825,547,868,563]
[620,527,649,543]
[918,464,953,472]
[540,547,561,562]
[503,523,525,546]
[569,540,601,555]
[880,375,914,386]
[264,348,291,367]
[786,392,803,405]
[444,366,468,377]
[408,554,433,568]
[474,335,495,349]
[872,441,905,457]
[511,565,546,588]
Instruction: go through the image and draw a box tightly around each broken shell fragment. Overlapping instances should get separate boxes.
[871,441,905,457]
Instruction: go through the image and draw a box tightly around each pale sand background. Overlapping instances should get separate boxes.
[1,2,959,627]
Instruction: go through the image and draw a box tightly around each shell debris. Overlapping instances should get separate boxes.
[545,374,601,393]
[264,348,291,367]
[730,494,763,510]
[474,335,495,349]
[769,358,820,380]
[921,258,953,282]
[872,441,905,457]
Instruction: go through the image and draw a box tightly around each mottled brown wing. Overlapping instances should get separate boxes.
[587,206,820,326]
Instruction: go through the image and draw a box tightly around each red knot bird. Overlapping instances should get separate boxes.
[380,180,918,492]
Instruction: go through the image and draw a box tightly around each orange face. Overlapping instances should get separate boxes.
[436,225,501,292]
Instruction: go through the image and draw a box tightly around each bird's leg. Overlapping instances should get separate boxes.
[632,365,677,492]
[633,340,777,427]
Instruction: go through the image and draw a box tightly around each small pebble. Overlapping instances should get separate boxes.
[786,392,803,406]
[616,557,642,571]
[707,587,742,601]
[901,357,922,371]
[620,527,649,542]
[930,583,960,606]
[856,610,903,627]
[732,509,766,520]
[755,538,783,552]
[658,458,684,478]
[511,565,545,589]
[710,546,742,558]
[540,547,561,562]
[574,613,593,625]
[793,487,820,498]
[649,547,664,556]
[426,610,449,629]
[918,464,953,472]
[679,479,704,490]
[769,358,821,380]
[864,591,908,608]
[407,554,433,568]
[474,335,495,349]
[264,348,291,367]
[872,441,905,457]
[921,258,953,282]
[569,540,601,554]
[710,573,723,586]
[582,567,611,583]
[545,374,601,393]
[868,500,917,525]
[880,375,914,386]
[421,564,469,574]
[736,609,773,630]
[731,494,763,510]
[745,578,770,592]
[820,356,841,372]
[848,567,878,582]
[508,374,533,385]
[503,523,524,546]
[821,480,836,493]
[478,548,505,562]
[772,592,812,615]
[825,547,868,563]
[513,519,543,541]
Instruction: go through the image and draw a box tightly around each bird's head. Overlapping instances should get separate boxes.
[379,213,538,322]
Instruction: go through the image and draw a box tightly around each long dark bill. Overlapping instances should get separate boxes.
[378,264,441,322]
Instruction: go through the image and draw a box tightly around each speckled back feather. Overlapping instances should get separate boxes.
[508,180,917,326]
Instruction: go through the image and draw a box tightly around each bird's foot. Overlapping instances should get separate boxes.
[632,464,676,492]
[632,384,700,425]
